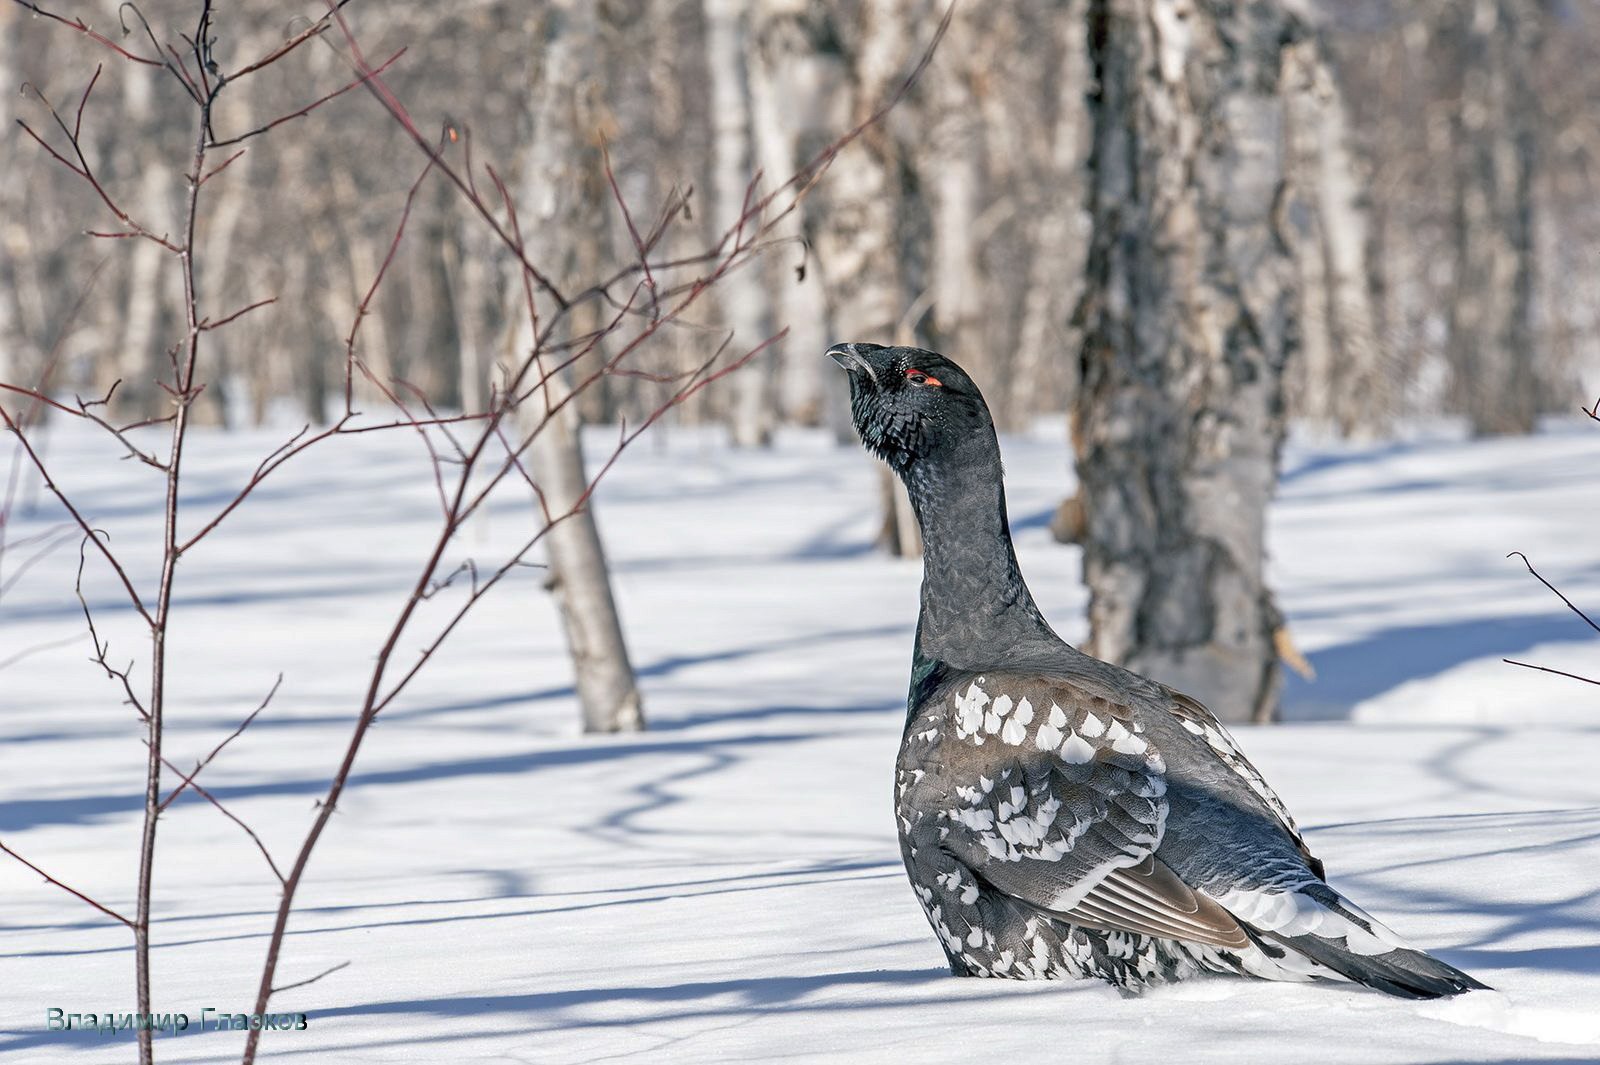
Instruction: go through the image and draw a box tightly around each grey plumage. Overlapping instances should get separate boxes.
[829,341,1488,998]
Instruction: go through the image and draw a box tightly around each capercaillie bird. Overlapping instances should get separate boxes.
[828,340,1488,998]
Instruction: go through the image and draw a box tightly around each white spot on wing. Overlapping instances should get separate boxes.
[951,807,995,832]
[1060,732,1096,764]
[1111,732,1148,756]
[954,682,991,740]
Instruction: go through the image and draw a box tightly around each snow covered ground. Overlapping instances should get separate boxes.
[2,416,1598,1064]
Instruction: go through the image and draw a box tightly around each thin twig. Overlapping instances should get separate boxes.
[601,143,657,311]
[157,754,286,883]
[201,296,278,332]
[6,1,163,64]
[197,148,246,186]
[0,839,134,925]
[1504,659,1600,688]
[1,407,152,623]
[1507,551,1600,635]
[208,48,406,149]
[74,536,149,720]
[73,63,103,139]
[17,88,184,252]
[158,675,284,811]
[271,960,350,995]
[224,0,357,82]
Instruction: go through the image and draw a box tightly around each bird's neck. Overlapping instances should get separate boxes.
[902,433,1057,698]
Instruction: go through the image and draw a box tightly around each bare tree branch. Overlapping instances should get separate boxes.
[1508,551,1600,635]
[1,407,153,623]
[158,674,283,811]
[1504,658,1600,688]
[0,839,134,926]
[271,960,350,995]
[6,0,163,65]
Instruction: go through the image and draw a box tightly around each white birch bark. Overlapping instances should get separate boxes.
[444,216,492,419]
[923,8,984,374]
[504,0,643,733]
[115,174,170,417]
[1443,0,1544,436]
[706,0,777,447]
[748,0,840,426]
[1310,50,1385,438]
[104,63,170,419]
[1013,0,1091,427]
[0,6,20,392]
[1284,37,1387,439]
[814,0,922,554]
[190,69,263,430]
[814,0,911,349]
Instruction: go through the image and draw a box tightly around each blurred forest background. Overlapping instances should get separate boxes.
[3,0,1592,438]
[2,0,1594,728]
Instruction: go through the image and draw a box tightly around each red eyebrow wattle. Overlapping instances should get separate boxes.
[906,368,943,386]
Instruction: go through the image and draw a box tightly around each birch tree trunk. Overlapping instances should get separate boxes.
[1442,0,1544,437]
[1283,36,1387,439]
[504,0,643,733]
[190,60,264,430]
[103,63,172,421]
[1076,0,1304,723]
[922,7,984,376]
[1012,0,1091,429]
[115,167,171,413]
[706,0,777,447]
[411,179,462,410]
[813,0,910,379]
[748,0,840,427]
[445,213,493,419]
[0,6,21,392]
[815,0,921,554]
[1283,41,1333,434]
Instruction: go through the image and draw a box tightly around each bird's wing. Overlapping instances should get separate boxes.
[928,674,1251,949]
[1162,689,1324,877]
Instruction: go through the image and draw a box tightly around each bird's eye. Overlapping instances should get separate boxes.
[905,368,942,387]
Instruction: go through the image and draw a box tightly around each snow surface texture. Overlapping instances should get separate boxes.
[2,418,1598,1063]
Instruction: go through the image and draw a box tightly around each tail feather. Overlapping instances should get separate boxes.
[1270,932,1490,999]
[1215,882,1489,999]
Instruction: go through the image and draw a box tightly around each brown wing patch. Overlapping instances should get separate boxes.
[1056,854,1251,950]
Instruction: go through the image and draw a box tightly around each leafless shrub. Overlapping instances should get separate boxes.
[0,2,945,1062]
[1502,399,1600,689]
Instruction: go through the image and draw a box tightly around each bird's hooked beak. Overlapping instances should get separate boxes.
[826,342,881,389]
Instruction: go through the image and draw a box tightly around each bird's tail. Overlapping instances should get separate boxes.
[1222,882,1489,1000]
[1270,931,1488,999]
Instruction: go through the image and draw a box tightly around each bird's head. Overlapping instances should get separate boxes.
[827,341,995,472]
